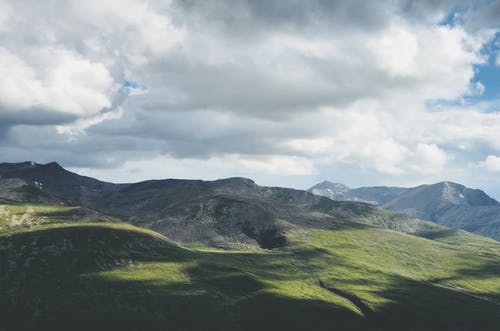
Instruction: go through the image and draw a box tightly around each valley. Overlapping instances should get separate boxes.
[0,162,499,331]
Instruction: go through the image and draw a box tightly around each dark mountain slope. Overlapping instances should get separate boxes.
[1,162,121,205]
[0,177,61,204]
[92,176,443,248]
[0,161,39,174]
[0,162,439,248]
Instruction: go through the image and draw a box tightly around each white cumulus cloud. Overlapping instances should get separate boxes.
[476,155,500,172]
[1,0,500,198]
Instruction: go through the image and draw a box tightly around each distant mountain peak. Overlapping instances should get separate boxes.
[416,181,498,206]
[310,180,349,190]
[308,179,500,240]
[308,181,350,200]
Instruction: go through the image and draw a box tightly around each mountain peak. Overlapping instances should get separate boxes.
[308,181,350,200]
[422,181,498,206]
[43,161,64,169]
[435,181,463,189]
[309,180,349,190]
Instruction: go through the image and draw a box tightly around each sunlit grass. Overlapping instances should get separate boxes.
[1,203,499,330]
[0,202,78,231]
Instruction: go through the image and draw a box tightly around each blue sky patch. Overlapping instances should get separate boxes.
[123,80,140,88]
[471,32,500,101]
[438,5,467,27]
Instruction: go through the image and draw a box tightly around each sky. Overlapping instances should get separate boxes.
[1,1,500,198]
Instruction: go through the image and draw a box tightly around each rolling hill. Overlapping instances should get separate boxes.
[1,161,499,330]
[1,210,499,331]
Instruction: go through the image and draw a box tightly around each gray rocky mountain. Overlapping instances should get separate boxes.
[308,181,408,204]
[309,181,350,199]
[309,180,500,240]
[0,161,442,248]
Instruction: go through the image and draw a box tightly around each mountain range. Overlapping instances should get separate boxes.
[0,161,443,248]
[309,180,500,241]
[1,161,499,330]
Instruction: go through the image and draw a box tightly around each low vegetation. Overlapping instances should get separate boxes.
[0,202,77,232]
[0,202,115,234]
[1,202,499,331]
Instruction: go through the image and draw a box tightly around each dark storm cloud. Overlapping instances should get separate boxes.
[0,108,78,126]
[462,1,500,30]
[174,0,396,33]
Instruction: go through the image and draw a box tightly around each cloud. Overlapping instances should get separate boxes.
[1,0,500,198]
[68,154,314,185]
[411,144,448,174]
[0,46,115,124]
[0,1,12,32]
[0,0,184,128]
[476,155,500,172]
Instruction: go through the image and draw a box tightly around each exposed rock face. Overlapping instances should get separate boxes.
[309,180,500,241]
[0,178,61,204]
[309,181,350,200]
[0,162,439,248]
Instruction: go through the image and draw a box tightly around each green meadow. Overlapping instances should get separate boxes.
[0,203,499,331]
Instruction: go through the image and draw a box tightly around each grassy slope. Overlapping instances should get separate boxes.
[0,202,76,231]
[0,201,115,234]
[299,225,500,330]
[0,204,499,331]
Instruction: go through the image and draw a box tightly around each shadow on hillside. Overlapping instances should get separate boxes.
[371,275,500,331]
[455,259,500,281]
[0,226,372,331]
[0,225,191,276]
[428,258,500,303]
[35,208,85,217]
[416,228,460,240]
[318,269,500,331]
[2,278,372,331]
[2,225,499,331]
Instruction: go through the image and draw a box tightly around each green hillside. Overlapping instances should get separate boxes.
[0,200,116,234]
[0,202,77,232]
[1,203,499,331]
